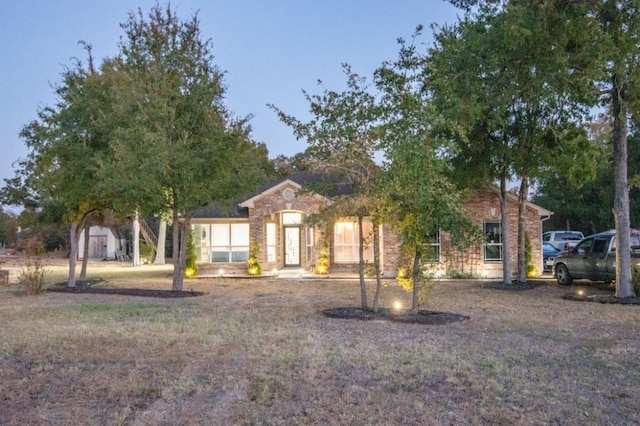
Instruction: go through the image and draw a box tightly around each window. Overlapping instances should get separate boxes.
[424,231,440,263]
[575,238,594,256]
[266,223,276,262]
[592,237,608,256]
[282,212,302,225]
[334,220,373,262]
[484,220,502,262]
[306,226,314,262]
[209,223,250,263]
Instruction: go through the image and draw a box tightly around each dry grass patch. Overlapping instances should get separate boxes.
[1,262,640,424]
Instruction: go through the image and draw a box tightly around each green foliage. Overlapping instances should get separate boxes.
[88,4,270,290]
[184,228,198,278]
[525,233,535,278]
[272,64,383,309]
[247,241,262,276]
[633,267,640,296]
[0,208,18,249]
[139,242,156,265]
[314,237,330,275]
[376,32,481,272]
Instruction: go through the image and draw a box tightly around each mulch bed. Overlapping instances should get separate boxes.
[482,280,545,291]
[322,307,469,325]
[47,282,205,298]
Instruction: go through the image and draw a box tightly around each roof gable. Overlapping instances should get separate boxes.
[239,179,302,208]
[488,185,553,217]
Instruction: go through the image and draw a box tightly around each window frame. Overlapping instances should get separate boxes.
[483,220,503,262]
[194,222,250,263]
[333,219,373,263]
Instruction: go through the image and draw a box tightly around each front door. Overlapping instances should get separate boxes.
[284,226,300,267]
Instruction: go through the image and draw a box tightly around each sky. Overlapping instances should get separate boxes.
[0,0,461,209]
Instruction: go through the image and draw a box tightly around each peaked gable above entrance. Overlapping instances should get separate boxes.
[239,178,327,209]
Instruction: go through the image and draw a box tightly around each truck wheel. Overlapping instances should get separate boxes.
[555,264,573,286]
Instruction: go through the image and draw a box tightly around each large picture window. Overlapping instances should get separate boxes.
[334,220,373,263]
[483,220,503,262]
[193,223,250,263]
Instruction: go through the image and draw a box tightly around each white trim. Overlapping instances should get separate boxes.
[239,179,302,208]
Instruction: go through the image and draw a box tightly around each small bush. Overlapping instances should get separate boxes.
[525,233,536,277]
[247,242,262,275]
[184,228,198,278]
[139,242,156,264]
[314,241,329,275]
[19,241,49,295]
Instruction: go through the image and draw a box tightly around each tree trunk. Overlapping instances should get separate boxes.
[612,78,635,298]
[499,176,512,285]
[132,213,141,266]
[411,246,421,315]
[517,177,529,283]
[358,215,368,310]
[79,220,91,281]
[372,221,382,313]
[153,219,167,265]
[171,209,186,291]
[67,222,79,288]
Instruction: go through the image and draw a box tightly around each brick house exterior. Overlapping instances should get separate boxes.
[191,177,552,278]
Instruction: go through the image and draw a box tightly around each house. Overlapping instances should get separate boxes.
[191,176,552,278]
[78,226,127,260]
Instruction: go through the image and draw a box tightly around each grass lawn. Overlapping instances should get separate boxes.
[1,258,640,425]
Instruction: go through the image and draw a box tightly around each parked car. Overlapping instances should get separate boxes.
[552,229,640,285]
[543,230,585,251]
[543,242,561,271]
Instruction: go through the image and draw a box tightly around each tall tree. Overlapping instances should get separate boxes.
[1,45,114,287]
[428,2,595,283]
[592,1,640,298]
[98,5,268,290]
[448,0,640,298]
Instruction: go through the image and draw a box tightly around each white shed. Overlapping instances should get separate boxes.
[78,226,126,260]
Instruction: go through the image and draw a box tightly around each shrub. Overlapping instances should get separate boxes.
[525,233,536,277]
[314,241,329,275]
[139,242,155,264]
[247,241,262,275]
[184,228,198,278]
[19,241,49,295]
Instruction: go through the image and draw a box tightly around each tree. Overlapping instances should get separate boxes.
[1,45,115,287]
[271,64,383,310]
[591,1,640,298]
[0,208,18,249]
[375,30,479,313]
[97,5,269,291]
[428,2,595,283]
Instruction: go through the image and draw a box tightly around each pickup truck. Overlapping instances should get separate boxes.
[553,229,640,285]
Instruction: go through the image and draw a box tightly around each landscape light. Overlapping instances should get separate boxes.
[393,300,403,310]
